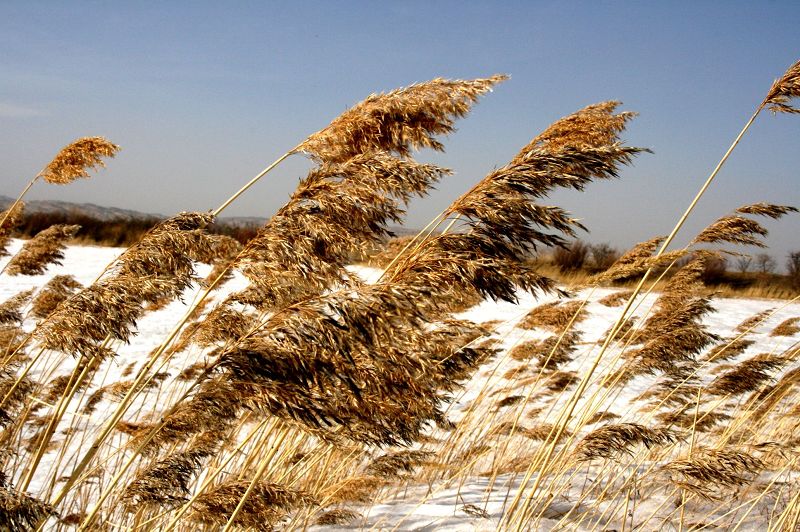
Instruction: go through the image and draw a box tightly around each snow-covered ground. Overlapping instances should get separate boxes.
[1,240,799,530]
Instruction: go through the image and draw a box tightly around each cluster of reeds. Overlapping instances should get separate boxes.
[0,60,797,532]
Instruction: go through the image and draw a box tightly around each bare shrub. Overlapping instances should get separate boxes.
[589,243,620,272]
[755,253,776,274]
[552,240,590,272]
[786,250,800,289]
[736,255,753,273]
[700,255,728,285]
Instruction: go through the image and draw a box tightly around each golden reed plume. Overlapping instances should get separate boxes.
[39,136,120,185]
[764,59,800,114]
[294,75,508,163]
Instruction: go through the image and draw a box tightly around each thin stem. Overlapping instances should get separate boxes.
[653,104,763,257]
[18,349,100,492]
[680,388,703,532]
[212,150,295,217]
[161,418,270,532]
[0,175,38,233]
[51,271,228,513]
[377,211,447,282]
[220,428,290,532]
[504,102,766,529]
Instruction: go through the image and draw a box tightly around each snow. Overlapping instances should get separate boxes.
[1,241,799,530]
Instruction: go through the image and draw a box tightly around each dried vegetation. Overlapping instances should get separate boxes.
[0,62,798,531]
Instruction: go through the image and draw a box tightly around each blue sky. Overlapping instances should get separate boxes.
[1,1,799,262]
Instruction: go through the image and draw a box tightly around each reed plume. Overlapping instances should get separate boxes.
[34,212,221,358]
[38,137,120,185]
[592,248,685,284]
[187,480,315,531]
[0,290,34,325]
[436,102,645,255]
[519,301,586,332]
[764,59,800,114]
[607,236,665,271]
[701,337,754,363]
[692,202,796,248]
[0,137,118,247]
[736,309,773,333]
[29,275,82,319]
[314,508,361,526]
[587,411,620,425]
[121,432,219,510]
[770,317,800,337]
[231,153,450,310]
[656,408,730,433]
[191,305,256,348]
[706,354,784,396]
[597,289,634,307]
[509,332,579,371]
[0,376,34,428]
[636,374,701,408]
[0,327,25,363]
[0,472,56,531]
[640,296,715,343]
[574,423,679,461]
[4,224,80,276]
[663,449,764,498]
[692,215,769,248]
[493,422,572,442]
[545,370,579,392]
[620,271,718,379]
[365,450,433,479]
[199,235,242,288]
[750,367,800,421]
[294,76,507,163]
[514,100,637,154]
[600,315,636,344]
[736,202,798,219]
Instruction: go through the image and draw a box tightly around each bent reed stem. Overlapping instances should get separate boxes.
[0,175,38,238]
[504,100,768,529]
[211,149,295,217]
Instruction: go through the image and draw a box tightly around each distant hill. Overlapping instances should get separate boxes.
[0,195,161,222]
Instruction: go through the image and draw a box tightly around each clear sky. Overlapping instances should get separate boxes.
[1,1,799,263]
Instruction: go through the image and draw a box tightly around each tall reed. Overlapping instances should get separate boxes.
[0,62,798,531]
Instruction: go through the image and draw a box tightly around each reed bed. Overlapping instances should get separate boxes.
[0,62,798,531]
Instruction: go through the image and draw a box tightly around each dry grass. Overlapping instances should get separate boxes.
[0,63,798,532]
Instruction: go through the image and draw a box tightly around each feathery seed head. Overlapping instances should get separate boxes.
[691,214,769,248]
[295,75,507,163]
[764,59,800,114]
[40,136,120,184]
[736,202,798,219]
[5,224,80,276]
[574,423,680,461]
[0,290,34,325]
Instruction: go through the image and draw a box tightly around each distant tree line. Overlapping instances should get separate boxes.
[12,211,259,247]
